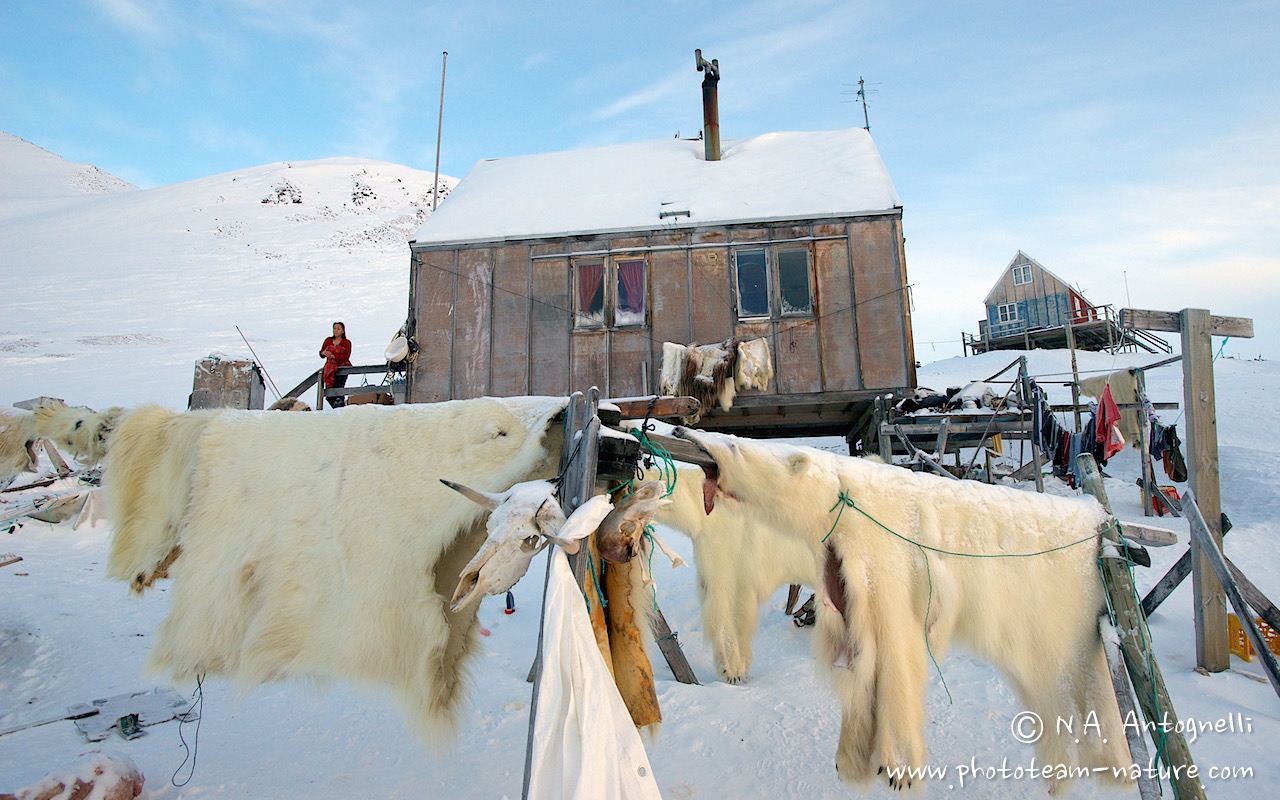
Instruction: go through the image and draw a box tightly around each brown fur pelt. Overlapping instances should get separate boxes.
[676,338,739,412]
[268,396,312,412]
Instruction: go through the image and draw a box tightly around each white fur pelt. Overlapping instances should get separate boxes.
[105,396,567,745]
[677,428,1131,793]
[733,337,773,393]
[659,342,687,397]
[33,399,125,465]
[651,466,815,683]
[0,409,39,487]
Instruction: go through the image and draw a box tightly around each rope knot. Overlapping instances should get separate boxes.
[823,488,856,542]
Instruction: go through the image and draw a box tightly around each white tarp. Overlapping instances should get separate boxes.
[528,550,662,800]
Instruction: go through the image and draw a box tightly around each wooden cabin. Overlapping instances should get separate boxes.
[965,251,1170,355]
[405,128,916,440]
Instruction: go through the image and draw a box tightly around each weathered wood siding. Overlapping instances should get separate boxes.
[529,251,570,395]
[452,248,492,398]
[814,232,860,391]
[408,251,455,403]
[407,214,915,425]
[490,245,530,396]
[850,218,912,389]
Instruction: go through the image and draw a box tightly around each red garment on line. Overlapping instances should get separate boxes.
[1096,384,1126,460]
[320,336,352,387]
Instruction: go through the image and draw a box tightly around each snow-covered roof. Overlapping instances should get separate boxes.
[411,128,901,247]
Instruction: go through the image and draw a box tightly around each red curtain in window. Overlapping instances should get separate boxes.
[577,262,604,316]
[616,260,645,313]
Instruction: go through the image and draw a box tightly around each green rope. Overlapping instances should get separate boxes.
[643,524,659,611]
[820,488,1106,706]
[583,551,607,611]
[629,427,678,497]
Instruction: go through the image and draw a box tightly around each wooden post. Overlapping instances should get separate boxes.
[1065,318,1082,432]
[1181,309,1228,672]
[1019,357,1044,493]
[1077,453,1207,800]
[1121,307,1254,673]
[523,390,599,800]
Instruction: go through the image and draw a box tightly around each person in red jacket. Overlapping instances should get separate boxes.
[319,322,353,408]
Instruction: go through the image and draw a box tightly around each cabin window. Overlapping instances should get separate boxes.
[777,247,813,315]
[1012,264,1032,285]
[733,245,813,319]
[997,302,1019,323]
[574,257,648,329]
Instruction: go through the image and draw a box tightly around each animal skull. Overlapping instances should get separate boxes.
[441,479,615,613]
[597,481,673,564]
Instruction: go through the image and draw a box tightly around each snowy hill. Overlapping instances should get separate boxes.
[0,132,455,410]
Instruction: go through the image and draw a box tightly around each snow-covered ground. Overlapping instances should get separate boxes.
[2,136,1276,798]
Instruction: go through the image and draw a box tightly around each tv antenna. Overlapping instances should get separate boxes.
[841,76,879,131]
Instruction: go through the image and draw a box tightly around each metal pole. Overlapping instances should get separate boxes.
[432,51,448,211]
[235,325,282,400]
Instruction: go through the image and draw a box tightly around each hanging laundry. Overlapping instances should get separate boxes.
[1095,385,1126,461]
[1079,370,1142,445]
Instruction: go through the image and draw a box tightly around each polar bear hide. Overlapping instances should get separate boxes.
[32,399,125,465]
[0,409,39,487]
[675,428,1131,793]
[651,466,816,683]
[104,396,567,745]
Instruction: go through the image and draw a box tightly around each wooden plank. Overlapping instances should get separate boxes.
[814,238,860,391]
[1102,633,1161,800]
[410,252,457,402]
[606,396,700,420]
[1183,309,1229,672]
[1077,454,1207,800]
[690,247,732,343]
[776,321,821,394]
[1183,491,1280,697]
[1121,308,1255,338]
[1228,558,1280,639]
[1118,521,1178,547]
[529,258,570,396]
[41,440,72,477]
[639,430,716,470]
[649,246,693,349]
[489,245,531,396]
[451,248,494,399]
[570,331,609,396]
[609,329,650,398]
[850,219,909,388]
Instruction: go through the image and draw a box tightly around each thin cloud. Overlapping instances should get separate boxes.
[92,0,168,38]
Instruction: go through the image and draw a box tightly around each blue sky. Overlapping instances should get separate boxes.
[3,0,1277,358]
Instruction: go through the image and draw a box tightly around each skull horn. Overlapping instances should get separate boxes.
[440,479,505,511]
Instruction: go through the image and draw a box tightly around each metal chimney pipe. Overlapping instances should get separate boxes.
[695,49,720,162]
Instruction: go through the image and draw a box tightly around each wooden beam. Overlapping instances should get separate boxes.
[639,431,716,470]
[1182,491,1280,697]
[605,395,700,420]
[1102,633,1161,800]
[651,607,699,685]
[1077,454,1207,800]
[1120,521,1178,548]
[1183,309,1230,672]
[1120,308,1255,338]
